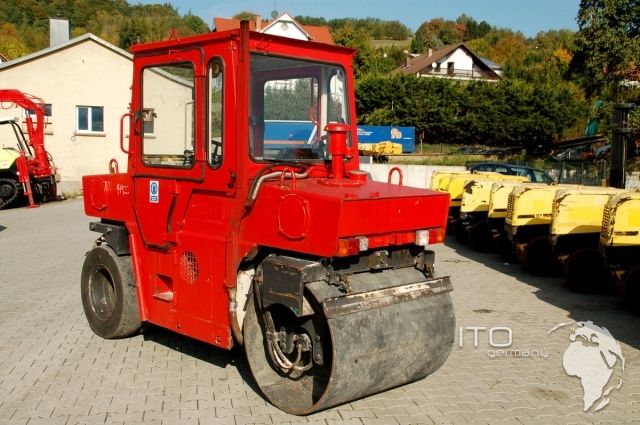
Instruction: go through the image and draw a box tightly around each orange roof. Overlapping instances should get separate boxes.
[213,17,334,45]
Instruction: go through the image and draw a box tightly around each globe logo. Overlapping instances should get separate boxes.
[548,320,625,412]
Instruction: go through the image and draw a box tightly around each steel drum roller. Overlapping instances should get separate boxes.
[244,267,455,414]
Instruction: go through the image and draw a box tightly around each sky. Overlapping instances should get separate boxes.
[135,0,580,38]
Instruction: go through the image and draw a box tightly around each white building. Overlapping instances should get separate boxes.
[0,32,134,193]
[213,12,334,45]
[396,43,502,82]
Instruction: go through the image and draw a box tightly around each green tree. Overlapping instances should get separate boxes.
[118,18,146,49]
[356,74,588,147]
[332,24,376,77]
[571,0,640,99]
[294,16,328,26]
[232,11,258,20]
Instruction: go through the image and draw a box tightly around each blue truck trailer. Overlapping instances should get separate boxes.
[356,125,415,153]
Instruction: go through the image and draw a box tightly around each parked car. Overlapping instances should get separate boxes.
[468,162,555,183]
[480,148,506,156]
[456,146,485,154]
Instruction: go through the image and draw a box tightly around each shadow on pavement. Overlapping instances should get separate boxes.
[445,236,640,351]
[141,323,263,396]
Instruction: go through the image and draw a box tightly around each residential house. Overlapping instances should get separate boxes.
[0,27,134,194]
[395,43,501,82]
[213,12,334,44]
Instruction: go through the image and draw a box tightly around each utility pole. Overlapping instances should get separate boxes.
[609,103,636,188]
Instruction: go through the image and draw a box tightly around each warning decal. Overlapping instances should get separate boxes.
[149,180,159,203]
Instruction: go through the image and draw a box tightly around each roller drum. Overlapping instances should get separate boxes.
[244,267,455,414]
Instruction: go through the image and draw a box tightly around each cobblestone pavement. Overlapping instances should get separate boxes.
[1,199,639,425]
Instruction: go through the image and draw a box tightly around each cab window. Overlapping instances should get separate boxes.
[208,58,224,167]
[141,62,195,168]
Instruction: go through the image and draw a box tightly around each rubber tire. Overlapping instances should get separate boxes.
[499,237,515,262]
[81,245,141,339]
[469,222,491,252]
[454,220,469,244]
[565,249,611,294]
[523,237,553,275]
[621,266,640,314]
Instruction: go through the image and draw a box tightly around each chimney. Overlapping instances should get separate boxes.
[428,48,433,57]
[49,17,70,47]
[255,15,262,31]
[404,55,410,67]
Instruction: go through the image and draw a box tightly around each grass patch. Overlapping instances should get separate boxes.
[392,154,494,166]
[371,39,411,50]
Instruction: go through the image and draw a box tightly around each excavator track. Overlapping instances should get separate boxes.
[244,267,455,414]
[0,178,20,209]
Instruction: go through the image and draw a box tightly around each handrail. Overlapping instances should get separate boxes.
[120,113,132,154]
[108,158,120,174]
[279,167,297,189]
[388,167,403,186]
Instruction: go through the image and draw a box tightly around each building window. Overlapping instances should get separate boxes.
[76,106,104,133]
[24,104,54,135]
[27,104,52,117]
[447,62,454,75]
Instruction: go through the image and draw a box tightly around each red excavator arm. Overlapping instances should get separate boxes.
[0,89,52,179]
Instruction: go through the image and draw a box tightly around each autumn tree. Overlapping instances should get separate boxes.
[488,34,528,71]
[232,11,259,21]
[412,18,464,53]
[0,0,209,54]
[0,23,29,60]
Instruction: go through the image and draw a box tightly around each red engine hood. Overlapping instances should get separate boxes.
[241,177,451,257]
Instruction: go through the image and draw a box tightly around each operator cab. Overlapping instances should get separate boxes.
[0,116,31,155]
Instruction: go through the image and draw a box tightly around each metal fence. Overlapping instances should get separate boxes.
[547,161,609,185]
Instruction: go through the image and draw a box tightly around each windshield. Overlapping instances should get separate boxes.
[249,54,349,161]
[0,120,31,155]
[534,169,555,183]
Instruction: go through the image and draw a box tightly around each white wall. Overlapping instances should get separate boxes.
[359,162,466,189]
[444,49,474,71]
[142,69,194,157]
[0,39,132,193]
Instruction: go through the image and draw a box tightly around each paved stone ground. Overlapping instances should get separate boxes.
[1,199,639,425]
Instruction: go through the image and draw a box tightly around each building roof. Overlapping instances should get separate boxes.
[213,14,334,45]
[395,43,500,79]
[0,33,132,71]
[480,57,503,71]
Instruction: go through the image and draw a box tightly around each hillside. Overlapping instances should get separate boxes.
[0,0,209,59]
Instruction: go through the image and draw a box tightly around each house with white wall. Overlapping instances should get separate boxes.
[395,43,501,82]
[0,30,134,194]
[213,12,334,44]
